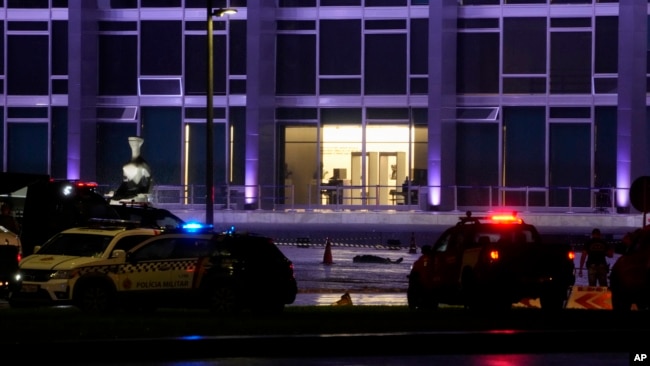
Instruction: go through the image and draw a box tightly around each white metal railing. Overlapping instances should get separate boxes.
[137,184,624,213]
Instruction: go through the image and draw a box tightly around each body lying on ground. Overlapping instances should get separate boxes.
[353,254,403,264]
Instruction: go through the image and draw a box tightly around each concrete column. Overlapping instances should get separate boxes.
[67,2,98,181]
[428,0,457,210]
[246,2,277,209]
[617,0,648,211]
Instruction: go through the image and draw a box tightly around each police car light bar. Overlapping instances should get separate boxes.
[459,211,524,225]
[489,213,522,224]
[74,181,98,188]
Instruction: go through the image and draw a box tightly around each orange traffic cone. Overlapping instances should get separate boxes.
[408,232,417,254]
[332,291,353,306]
[323,237,333,265]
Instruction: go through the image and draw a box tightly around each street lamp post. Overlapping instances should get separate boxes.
[206,3,237,226]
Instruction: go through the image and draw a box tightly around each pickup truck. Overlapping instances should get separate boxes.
[407,211,576,311]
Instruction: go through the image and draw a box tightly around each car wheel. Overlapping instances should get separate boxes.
[75,284,114,313]
[407,274,429,310]
[209,286,238,314]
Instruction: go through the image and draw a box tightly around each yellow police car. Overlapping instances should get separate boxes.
[10,223,297,314]
[8,220,162,311]
[109,225,298,314]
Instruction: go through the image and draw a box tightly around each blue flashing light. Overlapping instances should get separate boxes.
[182,222,208,232]
[179,335,203,341]
[225,225,236,235]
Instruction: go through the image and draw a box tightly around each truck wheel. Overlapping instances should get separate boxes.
[610,290,633,312]
[75,284,114,313]
[407,274,437,310]
[540,293,565,310]
[610,273,636,312]
[209,286,238,314]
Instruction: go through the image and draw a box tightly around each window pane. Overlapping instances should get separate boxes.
[320,20,361,75]
[503,17,546,74]
[279,0,316,6]
[410,18,428,75]
[0,22,4,74]
[142,0,181,6]
[230,20,247,75]
[410,78,427,94]
[8,0,47,8]
[186,123,226,192]
[8,123,48,174]
[456,123,499,206]
[96,122,137,187]
[52,107,68,179]
[276,34,316,95]
[594,107,617,188]
[550,32,591,94]
[8,35,48,95]
[457,33,499,94]
[365,34,406,95]
[184,35,227,95]
[503,77,546,94]
[365,0,406,5]
[52,21,68,76]
[141,21,182,75]
[462,0,499,4]
[99,35,138,95]
[550,18,591,28]
[503,107,545,206]
[321,0,361,5]
[595,16,618,74]
[141,107,182,185]
[549,123,591,207]
[365,20,406,30]
[366,124,411,205]
[280,125,318,205]
[320,78,361,94]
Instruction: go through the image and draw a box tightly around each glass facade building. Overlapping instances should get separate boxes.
[1,0,648,212]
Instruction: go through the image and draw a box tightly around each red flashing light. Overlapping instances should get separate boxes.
[490,213,522,224]
[75,181,98,188]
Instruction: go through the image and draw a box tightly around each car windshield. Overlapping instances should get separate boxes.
[476,227,534,244]
[37,233,113,257]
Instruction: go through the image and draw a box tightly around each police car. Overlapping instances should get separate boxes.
[10,223,297,314]
[8,220,162,311]
[110,225,298,314]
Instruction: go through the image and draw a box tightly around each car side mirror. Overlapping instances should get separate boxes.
[111,249,126,259]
